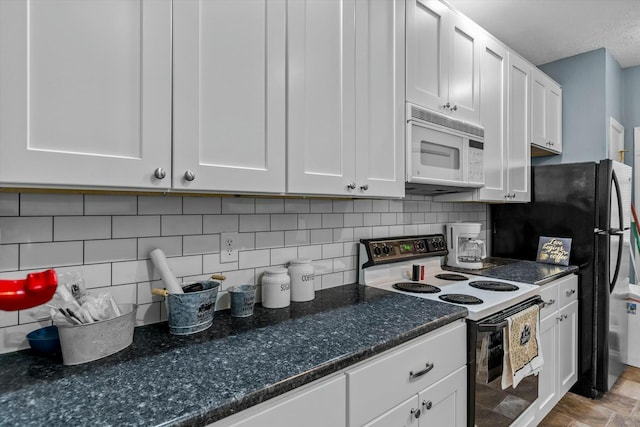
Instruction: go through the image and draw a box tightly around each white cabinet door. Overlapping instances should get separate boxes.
[558,300,578,397]
[531,69,562,155]
[287,0,356,196]
[363,396,420,427]
[547,80,563,153]
[418,366,467,427]
[476,35,508,202]
[536,312,559,423]
[354,0,405,198]
[173,0,286,193]
[0,0,171,189]
[530,69,548,149]
[406,0,449,114]
[447,13,481,124]
[506,53,531,202]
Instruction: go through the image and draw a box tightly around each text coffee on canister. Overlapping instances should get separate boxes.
[288,259,315,302]
[261,268,290,308]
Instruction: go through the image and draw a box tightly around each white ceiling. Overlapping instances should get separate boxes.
[446,0,640,68]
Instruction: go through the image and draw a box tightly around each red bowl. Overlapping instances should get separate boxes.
[0,269,58,311]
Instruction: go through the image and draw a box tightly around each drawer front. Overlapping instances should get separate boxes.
[347,321,466,427]
[557,275,578,307]
[539,282,559,320]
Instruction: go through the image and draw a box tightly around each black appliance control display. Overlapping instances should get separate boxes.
[361,234,448,267]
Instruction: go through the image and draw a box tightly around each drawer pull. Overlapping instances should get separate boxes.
[423,400,433,410]
[566,289,576,297]
[410,408,421,419]
[542,299,556,308]
[409,362,434,380]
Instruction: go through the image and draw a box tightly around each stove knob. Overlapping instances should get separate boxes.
[383,245,391,255]
[415,241,426,251]
[373,246,382,256]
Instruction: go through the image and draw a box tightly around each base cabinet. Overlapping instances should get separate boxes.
[535,275,578,424]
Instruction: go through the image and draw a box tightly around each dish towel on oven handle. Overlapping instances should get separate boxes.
[501,304,543,389]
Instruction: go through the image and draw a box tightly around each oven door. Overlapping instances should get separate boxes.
[467,297,542,427]
[407,120,466,185]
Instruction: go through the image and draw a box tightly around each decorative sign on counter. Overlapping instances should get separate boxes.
[536,236,572,266]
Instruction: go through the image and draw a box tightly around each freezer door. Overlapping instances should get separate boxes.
[607,161,631,389]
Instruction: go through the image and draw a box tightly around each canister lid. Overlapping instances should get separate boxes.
[289,258,311,264]
[265,267,288,275]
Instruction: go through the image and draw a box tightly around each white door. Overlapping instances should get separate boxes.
[530,69,548,148]
[362,396,420,427]
[418,366,466,427]
[0,0,171,189]
[173,0,286,193]
[536,313,559,423]
[477,35,508,202]
[287,0,356,196]
[354,0,405,198]
[558,300,578,397]
[447,13,481,124]
[609,117,625,162]
[406,0,449,113]
[547,80,563,152]
[507,53,531,202]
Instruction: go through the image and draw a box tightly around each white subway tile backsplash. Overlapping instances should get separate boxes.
[0,190,489,354]
[255,198,284,214]
[20,241,82,270]
[20,193,83,216]
[256,231,284,249]
[271,214,298,231]
[0,217,52,244]
[138,196,182,215]
[222,197,255,214]
[113,216,160,238]
[240,214,270,232]
[183,196,221,214]
[284,199,310,214]
[162,215,202,236]
[0,193,19,216]
[239,249,270,269]
[285,230,309,247]
[85,238,137,264]
[1,320,51,354]
[84,195,137,215]
[203,214,238,233]
[137,236,182,259]
[54,216,111,241]
[183,234,220,255]
[0,245,18,272]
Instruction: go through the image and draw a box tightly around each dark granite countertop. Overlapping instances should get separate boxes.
[0,284,467,427]
[444,257,579,285]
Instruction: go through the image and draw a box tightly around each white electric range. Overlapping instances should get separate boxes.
[358,234,540,321]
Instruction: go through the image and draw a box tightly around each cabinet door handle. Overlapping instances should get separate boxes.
[542,299,556,308]
[423,400,433,410]
[346,182,356,190]
[360,184,369,191]
[557,314,568,321]
[565,289,576,297]
[443,102,451,110]
[409,362,434,380]
[410,408,421,419]
[451,105,457,111]
[184,170,196,181]
[154,168,166,180]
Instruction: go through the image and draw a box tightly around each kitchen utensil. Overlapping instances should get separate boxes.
[149,249,183,294]
[26,325,61,354]
[228,284,257,317]
[0,269,58,311]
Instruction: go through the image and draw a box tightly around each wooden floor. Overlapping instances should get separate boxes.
[540,366,640,426]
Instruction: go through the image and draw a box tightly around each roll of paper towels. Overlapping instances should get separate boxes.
[149,249,183,294]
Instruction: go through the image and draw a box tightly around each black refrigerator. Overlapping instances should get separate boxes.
[491,159,632,398]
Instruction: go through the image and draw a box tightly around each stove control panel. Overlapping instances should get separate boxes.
[360,234,448,267]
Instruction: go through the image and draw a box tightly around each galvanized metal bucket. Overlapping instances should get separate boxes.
[166,281,220,335]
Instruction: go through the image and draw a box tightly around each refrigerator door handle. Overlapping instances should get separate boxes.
[609,171,624,293]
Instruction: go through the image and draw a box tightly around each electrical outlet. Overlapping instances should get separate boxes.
[221,232,239,263]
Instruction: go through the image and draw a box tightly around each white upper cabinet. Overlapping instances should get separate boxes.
[406,0,481,125]
[173,0,286,193]
[287,0,404,198]
[531,68,563,155]
[0,0,172,189]
[506,52,531,203]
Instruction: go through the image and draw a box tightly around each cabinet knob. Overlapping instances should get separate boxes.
[443,102,451,110]
[423,400,433,410]
[360,184,369,191]
[347,182,356,190]
[451,105,457,112]
[542,299,556,308]
[557,314,568,321]
[184,170,196,181]
[411,408,421,419]
[154,168,166,180]
[566,289,576,297]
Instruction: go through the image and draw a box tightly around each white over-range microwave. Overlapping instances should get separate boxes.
[405,103,485,195]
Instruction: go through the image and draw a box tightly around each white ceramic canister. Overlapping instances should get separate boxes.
[261,268,290,308]
[288,259,315,302]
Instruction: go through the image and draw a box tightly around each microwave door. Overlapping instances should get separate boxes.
[410,123,464,183]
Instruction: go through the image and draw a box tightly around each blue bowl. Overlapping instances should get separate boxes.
[26,325,61,354]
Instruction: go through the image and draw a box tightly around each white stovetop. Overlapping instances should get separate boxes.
[361,258,540,321]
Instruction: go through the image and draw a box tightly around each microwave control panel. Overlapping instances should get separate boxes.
[467,139,484,185]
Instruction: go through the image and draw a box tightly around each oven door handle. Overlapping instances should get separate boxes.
[476,297,544,332]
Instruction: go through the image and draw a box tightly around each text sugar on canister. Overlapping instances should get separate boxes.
[261,268,290,308]
[288,259,315,302]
